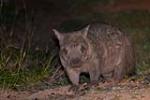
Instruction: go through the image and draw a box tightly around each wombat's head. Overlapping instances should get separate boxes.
[53,25,90,68]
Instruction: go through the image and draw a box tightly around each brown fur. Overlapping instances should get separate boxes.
[53,23,135,85]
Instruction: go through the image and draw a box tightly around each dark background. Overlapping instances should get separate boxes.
[1,0,150,49]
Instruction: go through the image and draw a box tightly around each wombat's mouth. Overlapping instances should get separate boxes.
[70,62,83,68]
[70,64,82,68]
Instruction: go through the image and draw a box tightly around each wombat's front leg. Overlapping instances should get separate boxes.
[66,68,80,93]
[114,66,124,82]
[66,68,80,85]
[89,69,100,85]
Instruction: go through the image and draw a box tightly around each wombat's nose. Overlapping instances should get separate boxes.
[72,58,80,65]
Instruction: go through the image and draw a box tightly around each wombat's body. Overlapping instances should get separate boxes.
[53,23,135,85]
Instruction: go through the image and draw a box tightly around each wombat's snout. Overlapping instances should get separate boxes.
[71,58,81,65]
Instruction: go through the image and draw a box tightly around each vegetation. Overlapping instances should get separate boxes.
[0,1,60,89]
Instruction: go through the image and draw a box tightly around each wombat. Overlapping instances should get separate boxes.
[53,23,135,86]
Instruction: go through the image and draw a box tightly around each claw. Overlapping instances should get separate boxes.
[68,85,86,96]
[69,85,79,94]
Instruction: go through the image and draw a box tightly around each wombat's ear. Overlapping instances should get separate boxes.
[82,25,90,38]
[52,29,64,41]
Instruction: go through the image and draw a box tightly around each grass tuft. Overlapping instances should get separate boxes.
[0,47,58,89]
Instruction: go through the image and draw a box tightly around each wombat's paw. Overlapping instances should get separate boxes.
[68,85,79,94]
[68,85,86,96]
[83,81,99,89]
[98,79,119,88]
[89,81,99,87]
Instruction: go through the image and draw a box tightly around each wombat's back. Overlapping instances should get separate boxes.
[88,23,123,41]
[87,23,135,80]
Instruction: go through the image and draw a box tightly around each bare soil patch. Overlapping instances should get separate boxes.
[0,80,150,100]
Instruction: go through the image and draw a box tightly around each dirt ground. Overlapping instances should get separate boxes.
[0,80,150,100]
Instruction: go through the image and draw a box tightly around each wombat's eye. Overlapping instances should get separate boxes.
[62,48,67,55]
[80,46,86,53]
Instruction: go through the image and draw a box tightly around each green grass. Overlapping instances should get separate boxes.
[0,47,58,89]
[0,1,69,90]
